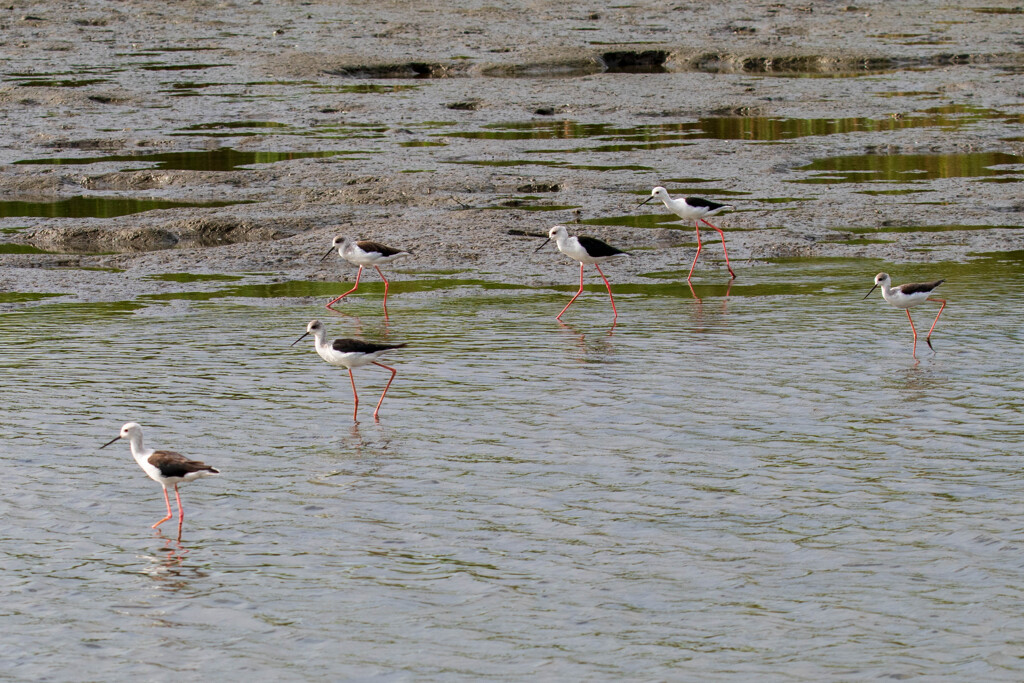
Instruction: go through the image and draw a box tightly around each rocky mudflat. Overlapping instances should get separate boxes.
[1,0,1022,303]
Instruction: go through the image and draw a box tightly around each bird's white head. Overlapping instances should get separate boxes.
[863,272,892,300]
[101,422,142,449]
[321,236,351,261]
[548,225,569,241]
[639,186,671,206]
[291,319,325,346]
[535,225,570,253]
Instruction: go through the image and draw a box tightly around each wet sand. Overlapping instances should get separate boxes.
[1,1,1022,303]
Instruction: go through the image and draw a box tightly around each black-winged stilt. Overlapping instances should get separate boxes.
[292,319,406,421]
[863,272,947,356]
[640,186,735,281]
[536,224,629,321]
[100,422,219,536]
[321,236,411,314]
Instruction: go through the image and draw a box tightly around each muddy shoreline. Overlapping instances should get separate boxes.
[1,1,1022,304]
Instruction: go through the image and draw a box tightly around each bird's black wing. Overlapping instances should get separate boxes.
[899,280,944,295]
[148,450,220,477]
[331,338,408,354]
[356,241,407,257]
[686,197,730,211]
[577,235,628,258]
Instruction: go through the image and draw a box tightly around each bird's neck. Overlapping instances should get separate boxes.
[127,434,151,464]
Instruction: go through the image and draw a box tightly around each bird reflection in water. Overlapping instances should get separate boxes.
[687,279,733,333]
[321,310,392,340]
[139,532,208,591]
[557,318,616,363]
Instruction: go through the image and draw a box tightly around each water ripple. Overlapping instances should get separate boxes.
[2,264,1024,678]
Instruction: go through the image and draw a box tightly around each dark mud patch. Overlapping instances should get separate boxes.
[275,47,1024,80]
[686,51,1024,75]
[0,86,137,108]
[272,53,464,79]
[446,100,482,111]
[480,52,604,78]
[601,50,670,74]
[329,62,454,79]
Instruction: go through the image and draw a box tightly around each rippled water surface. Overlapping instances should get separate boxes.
[3,257,1024,680]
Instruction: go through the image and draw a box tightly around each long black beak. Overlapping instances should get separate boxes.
[863,284,879,300]
[638,195,656,206]
[534,237,552,253]
[100,435,120,449]
[320,247,337,262]
[291,331,311,347]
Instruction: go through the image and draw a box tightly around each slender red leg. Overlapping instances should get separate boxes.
[594,264,617,320]
[326,266,363,309]
[372,362,398,420]
[687,221,703,282]
[152,487,173,528]
[174,485,184,536]
[349,368,359,420]
[557,262,585,319]
[374,265,390,313]
[701,218,735,279]
[906,308,918,357]
[925,298,946,350]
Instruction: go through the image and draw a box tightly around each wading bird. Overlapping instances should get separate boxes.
[864,272,946,356]
[640,186,735,281]
[536,224,629,321]
[321,236,411,314]
[292,319,406,420]
[100,422,219,536]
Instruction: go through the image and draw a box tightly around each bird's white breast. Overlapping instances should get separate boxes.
[315,343,378,369]
[664,197,704,220]
[557,236,591,263]
[883,288,930,309]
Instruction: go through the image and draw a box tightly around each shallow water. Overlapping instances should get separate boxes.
[0,196,243,220]
[3,257,1024,680]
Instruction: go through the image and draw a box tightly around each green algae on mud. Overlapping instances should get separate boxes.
[0,196,245,219]
[793,151,1024,183]
[137,277,532,303]
[447,159,653,171]
[171,121,293,137]
[581,213,688,229]
[436,107,1010,147]
[7,254,1024,317]
[0,244,52,254]
[845,224,1024,235]
[13,148,364,172]
[143,273,245,283]
[0,292,66,305]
